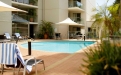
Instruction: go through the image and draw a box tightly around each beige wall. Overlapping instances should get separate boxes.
[86,0,95,21]
[85,21,94,35]
[44,0,59,22]
[0,0,12,35]
[44,0,68,23]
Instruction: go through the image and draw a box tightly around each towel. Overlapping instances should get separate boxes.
[0,43,17,66]
[0,43,31,73]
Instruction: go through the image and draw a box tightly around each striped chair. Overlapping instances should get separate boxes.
[0,43,45,75]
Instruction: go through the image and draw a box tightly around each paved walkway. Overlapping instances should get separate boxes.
[2,39,95,75]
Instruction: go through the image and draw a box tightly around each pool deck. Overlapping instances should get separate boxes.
[2,39,98,75]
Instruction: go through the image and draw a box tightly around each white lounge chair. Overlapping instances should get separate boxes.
[4,33,11,40]
[14,33,23,40]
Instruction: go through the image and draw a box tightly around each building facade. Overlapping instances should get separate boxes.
[0,0,95,39]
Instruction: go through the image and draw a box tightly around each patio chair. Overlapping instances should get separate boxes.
[4,33,11,40]
[14,33,23,40]
[4,33,19,43]
[76,32,82,39]
[0,43,45,75]
[55,33,61,40]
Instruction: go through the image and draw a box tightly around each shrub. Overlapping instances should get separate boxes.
[81,40,121,75]
[39,20,54,39]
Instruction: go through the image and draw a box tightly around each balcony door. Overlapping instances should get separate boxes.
[73,13,81,22]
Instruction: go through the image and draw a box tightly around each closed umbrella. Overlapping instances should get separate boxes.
[0,1,27,12]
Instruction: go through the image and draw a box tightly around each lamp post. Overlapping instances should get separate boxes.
[28,37,31,55]
[84,34,85,41]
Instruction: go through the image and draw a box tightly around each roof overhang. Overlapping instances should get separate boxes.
[68,7,84,12]
[57,23,84,26]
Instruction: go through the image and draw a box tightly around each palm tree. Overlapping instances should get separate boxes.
[91,1,120,38]
[114,0,121,33]
[108,4,120,33]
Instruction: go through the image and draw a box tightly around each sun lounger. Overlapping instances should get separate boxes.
[4,33,11,40]
[14,33,23,40]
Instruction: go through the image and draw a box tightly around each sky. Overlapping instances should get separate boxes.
[96,0,115,6]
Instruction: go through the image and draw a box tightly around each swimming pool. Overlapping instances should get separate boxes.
[21,41,95,53]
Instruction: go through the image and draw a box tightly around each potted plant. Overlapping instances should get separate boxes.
[39,20,54,39]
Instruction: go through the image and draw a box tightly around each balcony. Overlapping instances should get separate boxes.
[70,17,84,25]
[12,0,38,9]
[12,0,37,5]
[14,14,37,23]
[68,1,84,12]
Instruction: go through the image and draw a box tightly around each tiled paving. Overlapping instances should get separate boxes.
[1,40,92,75]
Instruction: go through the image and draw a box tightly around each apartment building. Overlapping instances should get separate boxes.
[0,0,95,39]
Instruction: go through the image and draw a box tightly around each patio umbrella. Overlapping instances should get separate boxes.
[0,1,27,12]
[56,18,81,25]
[12,14,28,23]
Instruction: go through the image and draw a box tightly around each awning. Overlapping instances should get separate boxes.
[12,14,28,23]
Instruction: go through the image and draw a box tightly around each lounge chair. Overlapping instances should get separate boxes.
[4,33,19,43]
[0,43,45,75]
[14,33,23,40]
[4,33,11,40]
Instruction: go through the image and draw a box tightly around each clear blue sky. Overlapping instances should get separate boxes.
[96,0,115,6]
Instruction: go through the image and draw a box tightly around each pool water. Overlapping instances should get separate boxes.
[21,41,95,53]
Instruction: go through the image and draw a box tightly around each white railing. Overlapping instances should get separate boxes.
[69,31,83,39]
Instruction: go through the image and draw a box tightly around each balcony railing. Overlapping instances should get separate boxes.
[14,14,37,22]
[68,1,83,9]
[70,17,84,24]
[69,31,83,39]
[12,0,38,6]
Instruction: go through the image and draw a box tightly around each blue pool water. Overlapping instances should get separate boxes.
[21,41,95,53]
